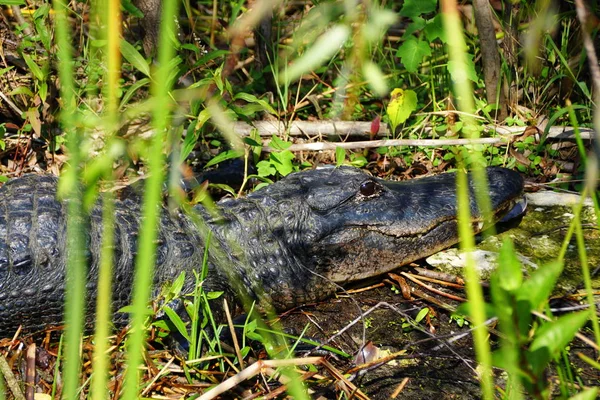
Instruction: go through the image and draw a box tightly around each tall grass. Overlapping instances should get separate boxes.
[123,0,180,397]
[50,0,86,399]
[441,0,494,398]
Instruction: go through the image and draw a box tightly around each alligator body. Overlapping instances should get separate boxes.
[0,167,523,336]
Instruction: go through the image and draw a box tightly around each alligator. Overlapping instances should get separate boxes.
[0,166,524,336]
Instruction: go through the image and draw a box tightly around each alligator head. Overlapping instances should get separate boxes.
[224,166,523,309]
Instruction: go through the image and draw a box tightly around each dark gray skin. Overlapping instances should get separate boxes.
[0,166,523,337]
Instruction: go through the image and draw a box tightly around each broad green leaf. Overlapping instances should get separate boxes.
[569,388,599,400]
[396,37,432,73]
[233,92,276,114]
[244,137,262,147]
[386,88,418,131]
[528,311,589,374]
[283,24,350,83]
[404,17,426,37]
[447,53,479,83]
[270,150,295,176]
[362,61,388,96]
[204,149,244,168]
[269,135,292,151]
[517,261,563,310]
[22,54,44,81]
[496,238,523,291]
[335,146,346,167]
[122,0,144,17]
[163,306,191,341]
[120,40,150,77]
[400,0,437,18]
[424,14,446,43]
[257,160,276,177]
[0,0,25,5]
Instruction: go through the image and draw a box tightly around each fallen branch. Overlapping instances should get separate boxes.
[232,120,595,141]
[265,137,508,152]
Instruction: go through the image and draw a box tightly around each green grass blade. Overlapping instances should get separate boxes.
[442,1,494,398]
[123,0,180,397]
[51,0,87,399]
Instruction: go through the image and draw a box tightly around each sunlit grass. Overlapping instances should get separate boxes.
[50,0,87,399]
[123,0,180,397]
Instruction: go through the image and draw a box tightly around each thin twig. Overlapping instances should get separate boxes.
[0,354,26,400]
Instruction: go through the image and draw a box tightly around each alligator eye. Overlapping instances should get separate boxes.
[359,181,376,197]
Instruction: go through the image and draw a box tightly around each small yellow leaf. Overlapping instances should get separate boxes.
[386,88,418,133]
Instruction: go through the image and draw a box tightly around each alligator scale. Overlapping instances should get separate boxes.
[0,167,523,336]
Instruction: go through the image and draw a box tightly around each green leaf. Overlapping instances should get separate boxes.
[9,86,33,97]
[386,88,418,131]
[496,238,523,291]
[415,307,429,323]
[404,17,426,37]
[205,291,224,300]
[122,0,144,17]
[257,160,276,177]
[0,0,25,5]
[269,135,292,151]
[120,77,150,107]
[396,37,432,73]
[335,146,346,167]
[569,388,599,400]
[233,92,276,115]
[33,5,52,50]
[517,261,563,310]
[528,311,590,375]
[270,150,295,176]
[120,39,150,77]
[22,54,44,81]
[400,0,438,18]
[181,125,200,162]
[447,53,479,83]
[163,306,191,341]
[204,149,244,168]
[283,24,350,83]
[169,272,186,298]
[424,14,446,43]
[362,61,388,96]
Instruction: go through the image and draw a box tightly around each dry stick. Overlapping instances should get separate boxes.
[0,355,26,400]
[404,272,465,289]
[413,267,465,285]
[275,137,508,153]
[140,356,176,397]
[231,120,595,140]
[398,272,467,302]
[197,357,322,400]
[25,343,35,400]
[391,377,410,399]
[223,298,244,370]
